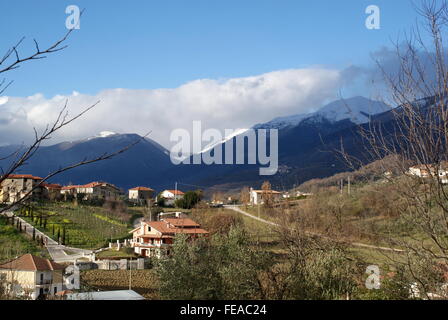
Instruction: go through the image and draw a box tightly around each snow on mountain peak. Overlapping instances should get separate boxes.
[84,131,118,141]
[97,131,117,138]
[254,96,391,129]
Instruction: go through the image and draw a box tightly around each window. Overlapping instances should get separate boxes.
[54,287,57,295]
[147,226,151,232]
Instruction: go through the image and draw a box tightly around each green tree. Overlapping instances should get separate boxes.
[156,193,166,207]
[155,227,269,300]
[155,234,221,299]
[175,190,202,209]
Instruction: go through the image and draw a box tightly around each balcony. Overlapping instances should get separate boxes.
[133,241,170,248]
[36,280,52,286]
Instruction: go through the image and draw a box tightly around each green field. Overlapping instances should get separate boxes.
[17,203,132,250]
[96,248,137,259]
[81,270,159,299]
[0,215,49,263]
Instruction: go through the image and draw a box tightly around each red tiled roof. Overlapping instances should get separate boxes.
[0,254,65,271]
[163,218,200,227]
[42,183,62,189]
[132,218,208,237]
[62,181,120,190]
[5,174,43,180]
[130,186,154,191]
[61,185,80,190]
[146,221,175,234]
[164,189,184,195]
[82,181,120,190]
[80,181,104,188]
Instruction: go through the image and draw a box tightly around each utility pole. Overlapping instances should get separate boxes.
[340,179,343,195]
[175,181,178,202]
[347,176,351,195]
[129,258,132,290]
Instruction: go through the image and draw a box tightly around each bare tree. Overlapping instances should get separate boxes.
[340,0,448,299]
[261,181,273,208]
[0,16,146,214]
[239,186,250,206]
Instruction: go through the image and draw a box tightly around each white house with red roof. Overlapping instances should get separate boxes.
[249,187,282,205]
[129,217,208,258]
[128,186,154,202]
[160,189,185,206]
[0,254,65,299]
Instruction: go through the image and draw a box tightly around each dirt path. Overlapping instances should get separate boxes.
[224,205,404,253]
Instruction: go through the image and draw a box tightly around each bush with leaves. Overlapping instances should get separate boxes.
[155,227,269,300]
[175,190,202,209]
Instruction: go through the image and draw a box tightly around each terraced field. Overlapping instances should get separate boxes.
[18,203,131,250]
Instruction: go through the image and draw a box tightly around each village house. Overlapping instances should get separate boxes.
[60,181,121,200]
[160,189,185,206]
[249,187,282,205]
[0,174,44,203]
[60,185,78,199]
[408,164,448,184]
[0,254,65,300]
[128,186,154,203]
[129,217,208,258]
[42,183,62,201]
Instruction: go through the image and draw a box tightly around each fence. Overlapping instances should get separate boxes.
[76,258,149,271]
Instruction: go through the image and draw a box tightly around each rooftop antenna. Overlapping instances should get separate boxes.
[175,181,178,201]
[129,257,132,290]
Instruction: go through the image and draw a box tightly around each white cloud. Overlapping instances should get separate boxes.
[0,68,346,149]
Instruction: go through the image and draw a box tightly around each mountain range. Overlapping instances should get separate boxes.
[0,96,393,193]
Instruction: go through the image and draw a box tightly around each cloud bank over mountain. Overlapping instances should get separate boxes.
[0,67,361,149]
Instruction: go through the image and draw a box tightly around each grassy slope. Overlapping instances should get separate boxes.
[18,202,131,250]
[0,216,49,263]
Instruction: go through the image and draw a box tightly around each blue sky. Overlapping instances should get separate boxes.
[2,0,421,97]
[0,1,433,147]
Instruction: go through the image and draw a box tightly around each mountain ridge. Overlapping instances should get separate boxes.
[0,96,397,193]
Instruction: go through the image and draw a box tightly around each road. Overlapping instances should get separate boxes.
[1,210,93,263]
[224,205,404,253]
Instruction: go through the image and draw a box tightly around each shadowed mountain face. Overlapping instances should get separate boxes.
[167,97,392,191]
[0,134,176,191]
[0,97,399,193]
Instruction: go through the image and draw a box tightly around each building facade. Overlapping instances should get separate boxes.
[0,174,44,203]
[408,164,448,184]
[249,188,282,205]
[160,189,184,206]
[130,217,208,258]
[60,181,121,200]
[129,186,154,202]
[0,254,65,300]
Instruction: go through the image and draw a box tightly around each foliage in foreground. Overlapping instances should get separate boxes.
[155,227,363,300]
